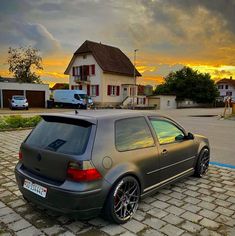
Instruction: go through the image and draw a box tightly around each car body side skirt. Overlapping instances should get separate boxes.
[141,167,194,197]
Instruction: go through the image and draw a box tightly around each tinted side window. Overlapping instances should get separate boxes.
[115,117,154,151]
[150,119,184,145]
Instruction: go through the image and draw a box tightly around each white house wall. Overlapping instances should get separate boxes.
[102,73,135,105]
[160,96,177,109]
[69,54,103,103]
[217,84,235,97]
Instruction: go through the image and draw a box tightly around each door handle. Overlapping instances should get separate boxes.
[162,149,168,156]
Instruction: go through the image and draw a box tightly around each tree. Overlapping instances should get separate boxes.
[154,67,219,103]
[8,46,43,83]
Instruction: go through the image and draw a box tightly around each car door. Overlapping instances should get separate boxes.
[114,116,161,190]
[149,117,196,183]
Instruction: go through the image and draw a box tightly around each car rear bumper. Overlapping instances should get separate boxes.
[15,163,110,219]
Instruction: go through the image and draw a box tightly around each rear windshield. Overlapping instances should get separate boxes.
[25,118,92,155]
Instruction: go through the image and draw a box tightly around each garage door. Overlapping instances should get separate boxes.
[2,90,24,108]
[26,90,45,108]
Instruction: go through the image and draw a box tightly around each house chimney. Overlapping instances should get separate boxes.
[230,76,232,80]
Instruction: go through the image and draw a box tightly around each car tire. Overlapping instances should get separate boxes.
[103,176,140,224]
[194,148,210,178]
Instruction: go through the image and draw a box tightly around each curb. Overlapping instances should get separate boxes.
[210,161,235,170]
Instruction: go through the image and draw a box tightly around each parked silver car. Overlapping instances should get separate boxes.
[10,96,29,110]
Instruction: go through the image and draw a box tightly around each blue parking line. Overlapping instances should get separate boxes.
[210,162,235,169]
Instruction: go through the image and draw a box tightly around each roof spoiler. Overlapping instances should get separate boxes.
[40,114,97,126]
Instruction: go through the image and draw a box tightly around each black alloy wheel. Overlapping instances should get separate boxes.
[104,176,140,224]
[194,148,210,177]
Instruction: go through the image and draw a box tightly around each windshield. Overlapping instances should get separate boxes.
[25,118,92,155]
[13,96,26,100]
[79,94,87,99]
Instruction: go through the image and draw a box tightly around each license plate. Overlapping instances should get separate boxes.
[23,179,47,198]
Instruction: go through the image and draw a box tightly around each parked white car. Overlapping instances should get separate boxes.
[10,96,29,110]
[53,90,93,109]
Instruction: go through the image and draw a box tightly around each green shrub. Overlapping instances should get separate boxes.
[0,115,41,130]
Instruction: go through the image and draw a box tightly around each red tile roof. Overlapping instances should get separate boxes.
[64,40,141,77]
[216,78,235,87]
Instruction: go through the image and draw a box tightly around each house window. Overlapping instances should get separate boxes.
[107,85,120,96]
[225,85,229,89]
[130,87,136,96]
[218,85,224,89]
[90,85,99,96]
[226,91,232,96]
[72,66,80,76]
[137,97,146,105]
[167,100,170,106]
[83,55,87,59]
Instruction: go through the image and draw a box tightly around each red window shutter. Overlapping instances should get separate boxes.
[71,85,74,90]
[87,84,90,96]
[96,85,99,96]
[107,85,111,95]
[79,85,82,90]
[143,97,146,104]
[72,67,75,76]
[116,86,120,96]
[86,65,90,76]
[91,65,95,75]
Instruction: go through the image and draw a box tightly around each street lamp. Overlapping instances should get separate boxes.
[133,49,138,109]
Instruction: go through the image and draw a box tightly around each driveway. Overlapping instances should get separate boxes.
[0,130,235,236]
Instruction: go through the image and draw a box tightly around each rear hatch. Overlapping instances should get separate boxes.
[20,115,95,183]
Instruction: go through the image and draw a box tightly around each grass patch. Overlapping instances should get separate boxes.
[0,115,41,130]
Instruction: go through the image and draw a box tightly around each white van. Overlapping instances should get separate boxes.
[53,90,93,109]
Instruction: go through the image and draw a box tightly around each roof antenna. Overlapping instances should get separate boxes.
[75,110,78,115]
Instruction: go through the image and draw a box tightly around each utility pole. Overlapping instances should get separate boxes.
[132,49,138,109]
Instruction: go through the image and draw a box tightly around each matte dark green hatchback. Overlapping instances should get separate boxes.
[15,110,210,224]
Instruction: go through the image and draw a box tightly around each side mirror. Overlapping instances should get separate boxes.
[175,134,185,141]
[187,132,194,140]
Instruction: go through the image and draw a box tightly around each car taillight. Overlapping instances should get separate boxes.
[67,161,102,182]
[19,151,23,161]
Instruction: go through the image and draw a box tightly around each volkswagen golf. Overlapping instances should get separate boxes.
[15,110,210,224]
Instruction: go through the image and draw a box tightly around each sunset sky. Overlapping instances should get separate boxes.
[0,0,235,87]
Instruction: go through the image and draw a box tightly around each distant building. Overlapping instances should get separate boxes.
[216,77,235,98]
[148,95,177,109]
[0,77,49,108]
[51,83,69,90]
[64,40,144,106]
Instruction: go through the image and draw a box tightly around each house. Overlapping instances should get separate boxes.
[216,77,235,98]
[64,40,142,106]
[0,77,49,108]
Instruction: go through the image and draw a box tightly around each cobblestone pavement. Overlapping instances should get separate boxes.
[0,130,235,236]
